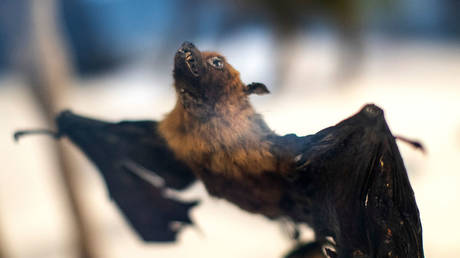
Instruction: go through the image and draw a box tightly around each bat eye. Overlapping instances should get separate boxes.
[208,56,224,69]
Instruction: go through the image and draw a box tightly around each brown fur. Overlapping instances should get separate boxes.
[159,51,280,178]
[158,48,294,217]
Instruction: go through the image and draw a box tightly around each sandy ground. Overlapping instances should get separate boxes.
[1,37,459,257]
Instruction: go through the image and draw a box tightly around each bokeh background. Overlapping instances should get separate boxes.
[1,0,459,257]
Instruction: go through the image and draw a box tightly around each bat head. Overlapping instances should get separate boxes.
[173,41,269,117]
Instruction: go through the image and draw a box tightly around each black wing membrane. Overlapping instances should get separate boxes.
[285,104,423,257]
[55,111,198,242]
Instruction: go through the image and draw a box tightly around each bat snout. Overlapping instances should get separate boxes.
[175,41,201,78]
[178,41,196,53]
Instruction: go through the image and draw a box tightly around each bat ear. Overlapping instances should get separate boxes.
[245,82,270,95]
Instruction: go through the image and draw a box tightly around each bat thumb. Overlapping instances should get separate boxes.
[13,129,60,142]
[395,135,426,154]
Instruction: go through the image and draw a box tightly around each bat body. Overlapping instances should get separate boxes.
[15,42,424,257]
[159,43,294,218]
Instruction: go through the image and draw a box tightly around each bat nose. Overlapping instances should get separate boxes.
[181,41,195,49]
[178,41,196,54]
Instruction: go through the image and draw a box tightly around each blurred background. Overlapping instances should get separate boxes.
[1,0,459,257]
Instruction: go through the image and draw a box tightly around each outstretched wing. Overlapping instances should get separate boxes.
[280,104,423,257]
[55,111,198,242]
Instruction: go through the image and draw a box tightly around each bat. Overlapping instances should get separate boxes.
[15,41,424,257]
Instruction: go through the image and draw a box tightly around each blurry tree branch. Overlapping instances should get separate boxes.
[8,0,98,257]
[0,225,4,258]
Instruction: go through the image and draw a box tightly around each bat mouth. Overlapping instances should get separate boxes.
[175,41,200,78]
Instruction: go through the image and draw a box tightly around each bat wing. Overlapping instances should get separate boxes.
[279,104,423,257]
[55,111,198,242]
